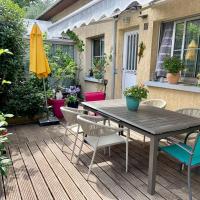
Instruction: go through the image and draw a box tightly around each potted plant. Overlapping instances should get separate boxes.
[163,56,185,84]
[124,85,148,111]
[46,47,78,117]
[93,54,111,80]
[67,95,79,108]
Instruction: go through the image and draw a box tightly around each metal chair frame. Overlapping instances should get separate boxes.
[160,134,200,200]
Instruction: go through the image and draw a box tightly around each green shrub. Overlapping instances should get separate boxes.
[46,46,77,92]
[0,112,13,177]
[5,76,45,117]
[0,0,25,103]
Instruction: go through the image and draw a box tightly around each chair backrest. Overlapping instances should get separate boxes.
[176,108,200,119]
[60,107,84,126]
[77,115,116,137]
[141,99,166,109]
[176,109,200,158]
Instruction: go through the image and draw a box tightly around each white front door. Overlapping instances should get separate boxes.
[122,31,139,94]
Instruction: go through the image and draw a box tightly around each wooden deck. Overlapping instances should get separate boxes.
[1,123,200,200]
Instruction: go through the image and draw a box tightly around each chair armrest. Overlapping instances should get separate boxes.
[167,136,183,144]
[167,137,193,155]
[106,126,129,133]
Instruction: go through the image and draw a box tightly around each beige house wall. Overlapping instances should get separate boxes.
[73,20,114,99]
[116,0,200,110]
[50,0,200,110]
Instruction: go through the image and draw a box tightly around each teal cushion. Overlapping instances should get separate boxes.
[160,143,200,166]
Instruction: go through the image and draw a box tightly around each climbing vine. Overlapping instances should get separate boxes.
[63,29,85,52]
[62,30,85,84]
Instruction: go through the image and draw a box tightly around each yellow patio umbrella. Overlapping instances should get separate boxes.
[29,23,57,125]
[30,23,51,78]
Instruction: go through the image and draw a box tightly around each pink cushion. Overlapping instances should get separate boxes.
[84,92,105,102]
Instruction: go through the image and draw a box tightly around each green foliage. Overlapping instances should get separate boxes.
[163,56,185,74]
[13,0,33,7]
[25,0,54,19]
[124,85,149,101]
[0,49,13,56]
[67,95,78,104]
[0,112,13,177]
[64,30,85,52]
[47,47,78,90]
[62,30,85,84]
[93,55,110,80]
[0,0,25,105]
[0,49,12,96]
[5,76,45,117]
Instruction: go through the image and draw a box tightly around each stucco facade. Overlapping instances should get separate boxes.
[45,0,200,110]
[115,0,200,110]
[74,20,114,99]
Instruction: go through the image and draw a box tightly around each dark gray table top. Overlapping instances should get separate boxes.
[82,99,200,135]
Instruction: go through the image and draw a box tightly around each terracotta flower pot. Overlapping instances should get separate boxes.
[166,73,180,84]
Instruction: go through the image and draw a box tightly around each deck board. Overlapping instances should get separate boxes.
[49,137,117,200]
[37,141,86,200]
[28,142,70,200]
[19,143,53,200]
[66,133,150,200]
[69,132,176,200]
[123,137,200,197]
[47,138,107,200]
[9,145,37,200]
[1,124,200,200]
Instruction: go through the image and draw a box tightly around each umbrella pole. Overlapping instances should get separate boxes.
[43,78,49,120]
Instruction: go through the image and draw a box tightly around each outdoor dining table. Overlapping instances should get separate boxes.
[82,99,200,195]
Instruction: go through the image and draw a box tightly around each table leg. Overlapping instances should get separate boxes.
[148,137,159,195]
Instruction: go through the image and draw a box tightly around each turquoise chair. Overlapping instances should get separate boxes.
[160,133,200,200]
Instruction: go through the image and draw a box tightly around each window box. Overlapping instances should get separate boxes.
[145,81,200,93]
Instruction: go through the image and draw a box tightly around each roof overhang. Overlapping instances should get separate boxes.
[47,0,154,38]
[37,0,79,21]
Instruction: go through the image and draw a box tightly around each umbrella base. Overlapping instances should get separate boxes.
[39,116,60,126]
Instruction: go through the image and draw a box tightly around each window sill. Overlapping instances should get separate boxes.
[145,81,200,93]
[84,77,104,84]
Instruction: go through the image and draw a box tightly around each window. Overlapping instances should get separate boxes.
[92,36,104,63]
[156,17,200,80]
[172,18,200,78]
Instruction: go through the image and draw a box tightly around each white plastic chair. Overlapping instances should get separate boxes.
[141,99,167,143]
[60,107,86,161]
[61,106,106,162]
[77,115,130,180]
[141,99,166,108]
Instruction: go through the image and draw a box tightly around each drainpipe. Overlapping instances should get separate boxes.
[111,16,118,99]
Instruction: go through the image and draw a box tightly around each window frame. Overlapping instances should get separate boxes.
[171,16,200,78]
[91,36,105,67]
